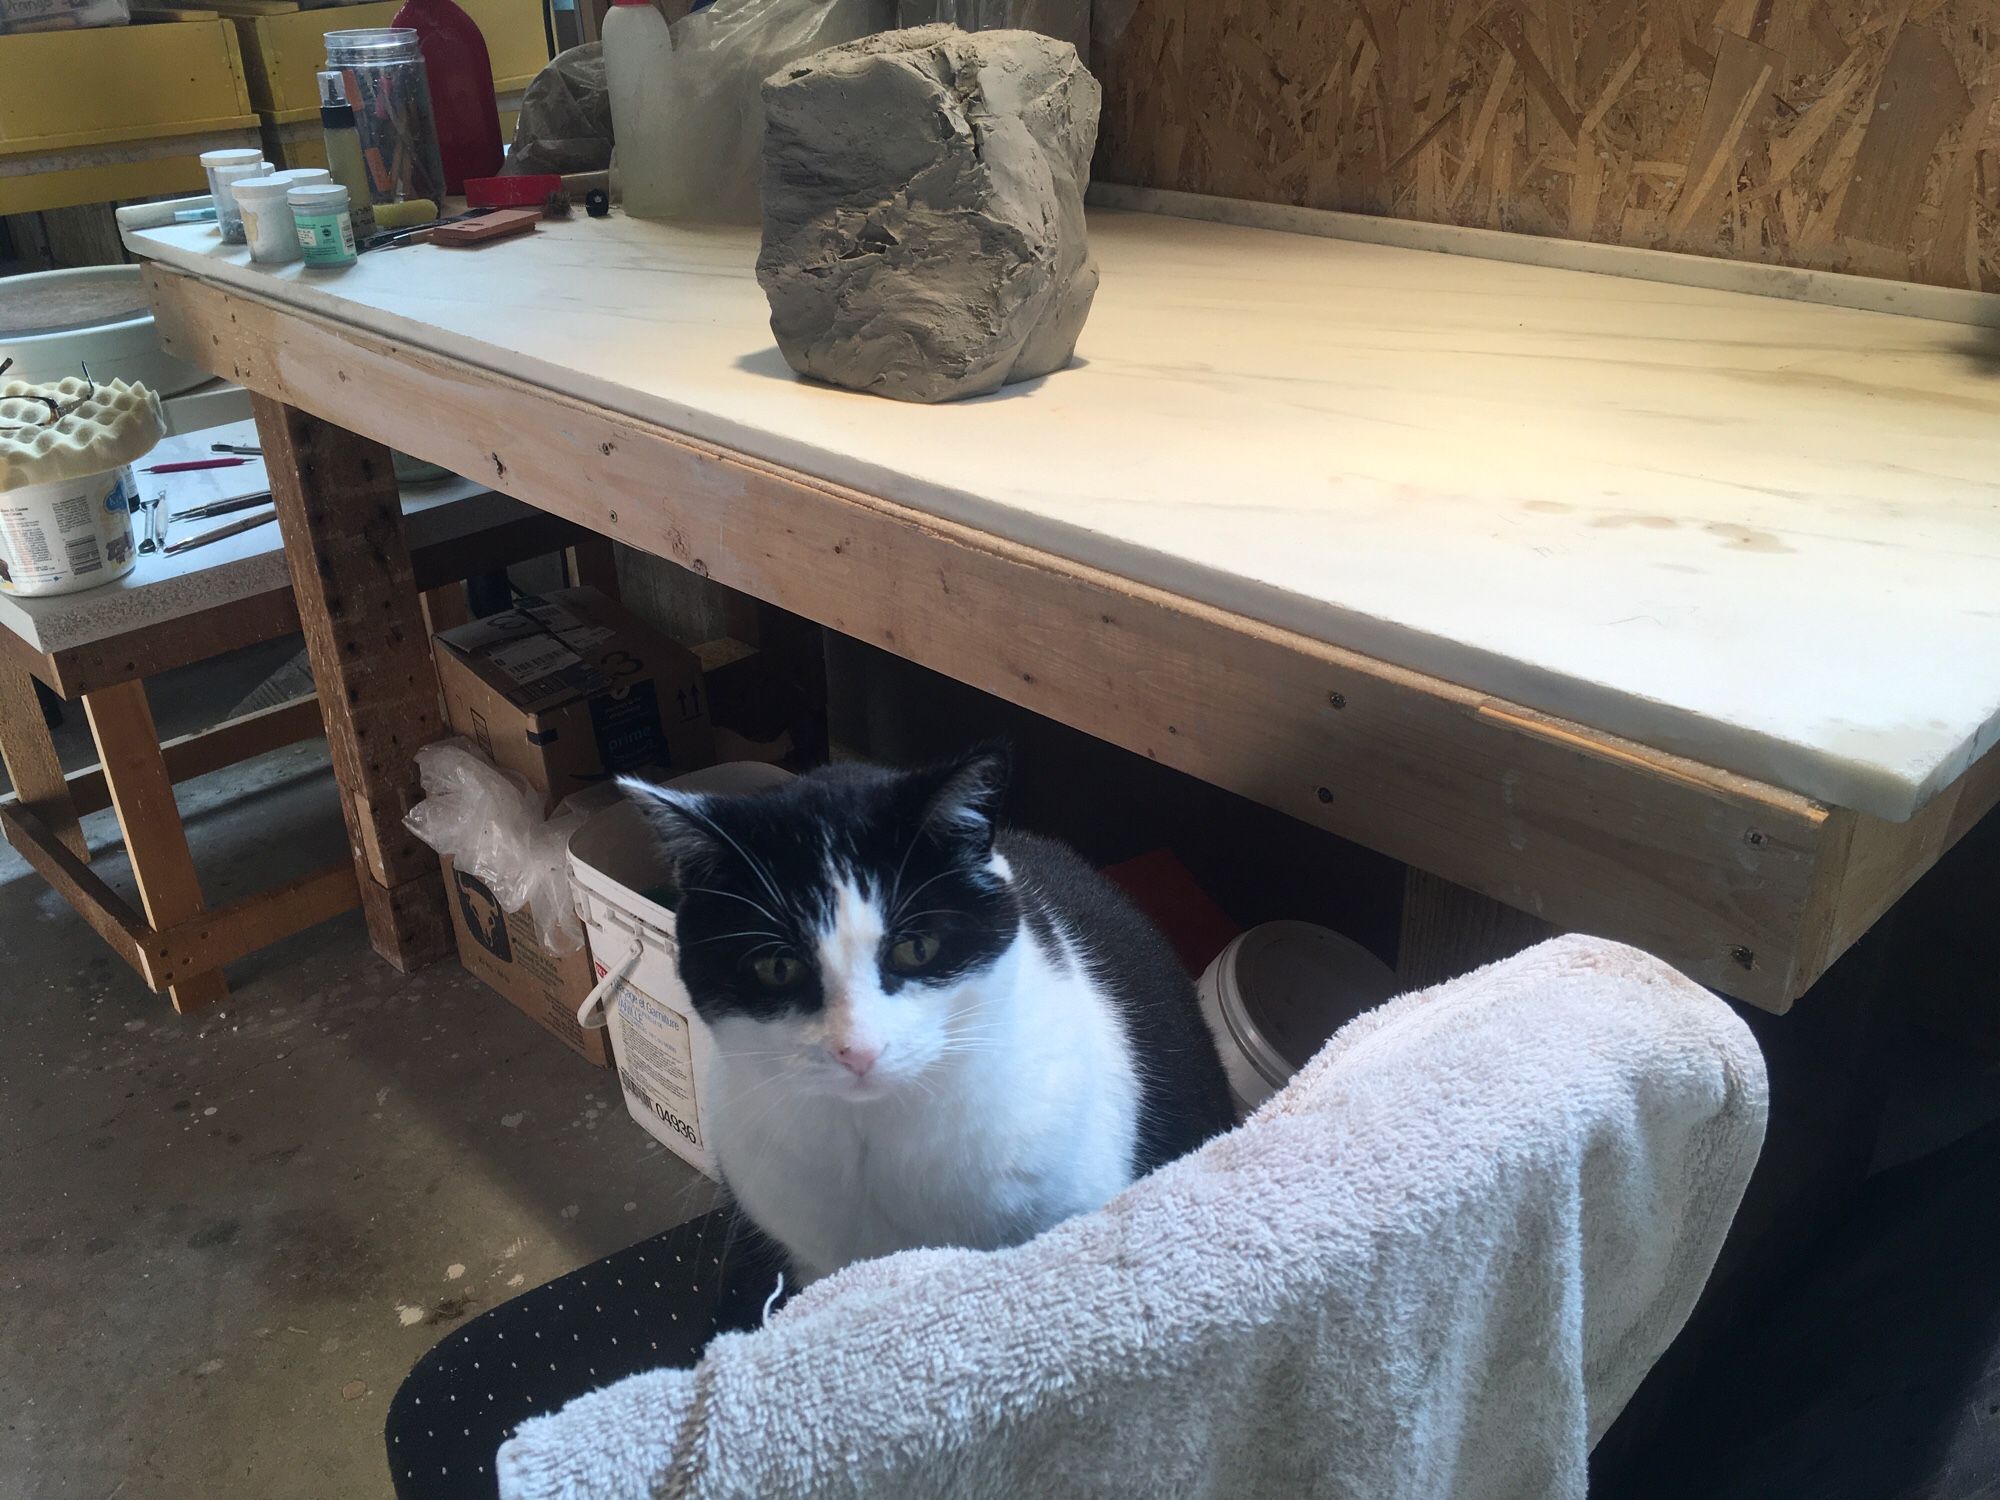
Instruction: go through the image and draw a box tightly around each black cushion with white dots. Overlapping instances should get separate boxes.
[385,1208,789,1499]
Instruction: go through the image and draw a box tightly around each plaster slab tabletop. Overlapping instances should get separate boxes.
[0,418,517,658]
[123,210,2000,822]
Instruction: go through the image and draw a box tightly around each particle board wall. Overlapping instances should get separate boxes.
[1093,0,2000,291]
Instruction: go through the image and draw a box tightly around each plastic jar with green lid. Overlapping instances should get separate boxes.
[289,183,359,268]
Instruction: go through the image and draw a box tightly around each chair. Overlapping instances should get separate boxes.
[389,936,1767,1500]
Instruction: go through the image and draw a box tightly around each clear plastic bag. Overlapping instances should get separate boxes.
[894,0,1086,57]
[403,740,587,953]
[613,0,895,224]
[504,41,613,177]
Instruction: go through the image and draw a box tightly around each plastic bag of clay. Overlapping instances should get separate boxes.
[504,41,613,176]
[618,0,894,224]
[894,0,1086,59]
[403,739,586,953]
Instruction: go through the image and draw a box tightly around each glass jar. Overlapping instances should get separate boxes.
[323,28,448,209]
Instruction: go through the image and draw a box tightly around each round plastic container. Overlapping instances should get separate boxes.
[0,467,139,596]
[0,375,162,595]
[233,171,330,264]
[289,183,358,267]
[325,29,448,206]
[0,266,206,395]
[200,147,263,244]
[1197,920,1400,1115]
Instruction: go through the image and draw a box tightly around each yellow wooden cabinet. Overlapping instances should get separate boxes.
[0,19,260,213]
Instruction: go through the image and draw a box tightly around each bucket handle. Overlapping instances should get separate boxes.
[577,907,665,1031]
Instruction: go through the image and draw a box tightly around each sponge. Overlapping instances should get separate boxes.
[0,377,166,491]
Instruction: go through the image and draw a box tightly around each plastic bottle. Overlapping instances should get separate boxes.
[317,71,378,239]
[604,0,676,220]
[390,0,505,194]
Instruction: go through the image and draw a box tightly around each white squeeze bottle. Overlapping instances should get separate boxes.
[605,0,678,220]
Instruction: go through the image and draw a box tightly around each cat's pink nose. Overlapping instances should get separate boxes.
[832,1043,880,1077]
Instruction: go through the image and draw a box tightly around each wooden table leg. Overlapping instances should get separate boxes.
[251,395,451,973]
[564,534,621,598]
[80,679,227,1013]
[1398,866,1559,989]
[0,658,86,861]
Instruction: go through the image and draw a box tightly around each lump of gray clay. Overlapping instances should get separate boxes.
[756,24,1100,404]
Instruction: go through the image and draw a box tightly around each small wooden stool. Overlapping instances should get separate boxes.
[0,419,617,1012]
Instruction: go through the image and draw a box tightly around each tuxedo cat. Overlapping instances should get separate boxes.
[623,746,1234,1282]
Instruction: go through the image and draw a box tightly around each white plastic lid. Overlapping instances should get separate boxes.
[288,183,349,209]
[200,147,263,169]
[233,169,331,203]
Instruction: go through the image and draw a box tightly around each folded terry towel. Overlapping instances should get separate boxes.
[498,935,1766,1500]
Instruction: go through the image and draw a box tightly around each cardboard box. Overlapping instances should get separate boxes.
[431,587,714,1065]
[441,854,609,1067]
[434,588,714,810]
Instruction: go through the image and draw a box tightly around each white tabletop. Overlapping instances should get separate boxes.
[0,418,509,658]
[123,210,2000,821]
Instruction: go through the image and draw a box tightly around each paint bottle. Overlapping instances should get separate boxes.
[289,184,359,267]
[317,71,378,240]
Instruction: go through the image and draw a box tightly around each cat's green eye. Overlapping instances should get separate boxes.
[887,933,941,972]
[750,953,806,989]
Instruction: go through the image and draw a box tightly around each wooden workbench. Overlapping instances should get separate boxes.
[118,196,2000,1013]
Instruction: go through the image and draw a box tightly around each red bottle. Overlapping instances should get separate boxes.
[391,0,505,193]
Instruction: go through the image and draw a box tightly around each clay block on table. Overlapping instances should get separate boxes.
[756,25,1100,404]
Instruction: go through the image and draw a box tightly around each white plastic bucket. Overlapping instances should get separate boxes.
[1197,920,1399,1116]
[568,761,794,1179]
[0,464,138,597]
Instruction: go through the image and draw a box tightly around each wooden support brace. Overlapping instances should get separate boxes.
[0,657,86,860]
[250,394,451,973]
[80,679,227,1012]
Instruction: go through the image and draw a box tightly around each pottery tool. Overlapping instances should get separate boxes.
[144,456,249,474]
[210,442,262,455]
[163,509,276,555]
[174,490,275,522]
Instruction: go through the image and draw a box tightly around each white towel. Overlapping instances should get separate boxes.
[497,935,1766,1500]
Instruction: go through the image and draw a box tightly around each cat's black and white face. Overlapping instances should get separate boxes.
[621,749,1019,1101]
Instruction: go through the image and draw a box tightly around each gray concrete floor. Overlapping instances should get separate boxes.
[1,645,713,1500]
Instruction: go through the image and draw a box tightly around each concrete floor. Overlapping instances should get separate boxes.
[0,646,713,1499]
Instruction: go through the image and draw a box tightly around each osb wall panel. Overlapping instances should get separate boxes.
[1094,0,2000,291]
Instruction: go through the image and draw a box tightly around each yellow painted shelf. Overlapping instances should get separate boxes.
[0,19,257,157]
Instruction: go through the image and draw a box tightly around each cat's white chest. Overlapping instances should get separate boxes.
[709,934,1139,1281]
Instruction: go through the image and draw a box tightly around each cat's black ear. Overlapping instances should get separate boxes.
[618,777,721,877]
[921,742,1011,848]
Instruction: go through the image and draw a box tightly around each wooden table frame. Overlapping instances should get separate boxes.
[0,465,618,1013]
[137,263,2000,1015]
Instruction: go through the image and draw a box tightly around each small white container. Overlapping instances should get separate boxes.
[200,147,263,244]
[569,761,795,1179]
[232,170,331,264]
[0,466,139,596]
[0,375,162,596]
[1197,920,1399,1115]
[288,183,358,268]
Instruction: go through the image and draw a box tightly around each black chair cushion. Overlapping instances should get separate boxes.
[385,1208,787,1499]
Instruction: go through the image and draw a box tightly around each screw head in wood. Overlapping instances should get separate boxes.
[1315,785,1333,804]
[1328,691,1347,709]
